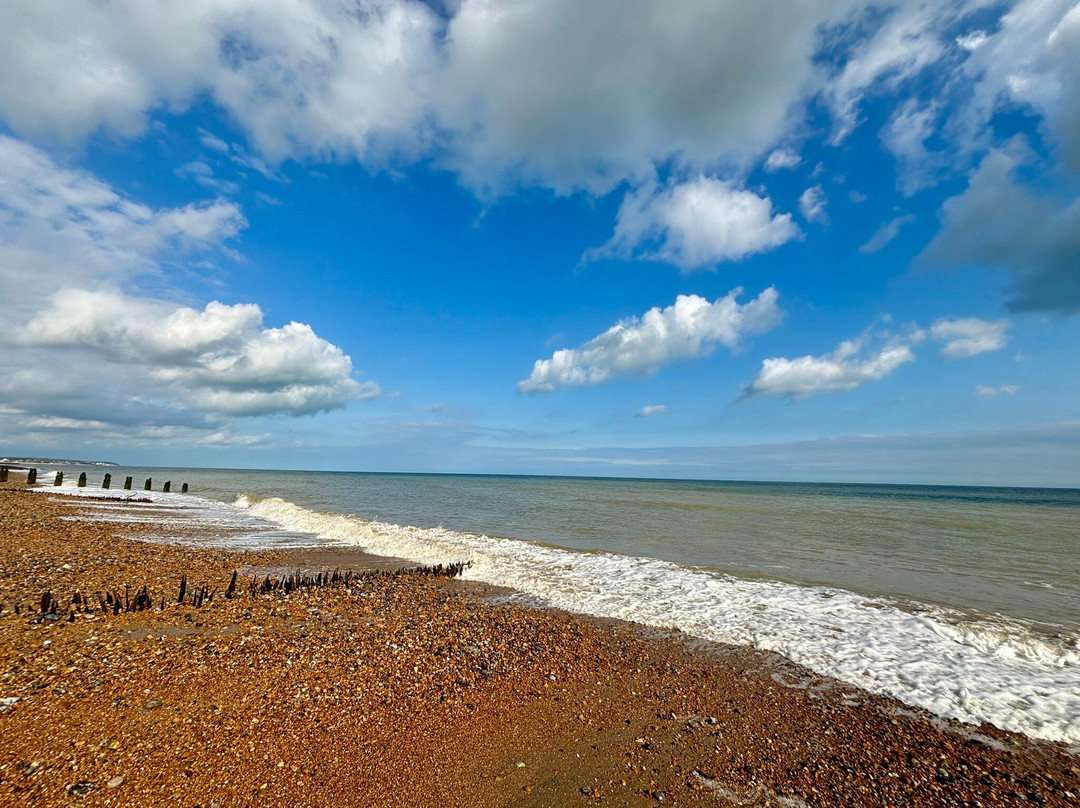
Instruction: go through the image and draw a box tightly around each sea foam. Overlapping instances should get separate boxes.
[233,493,1080,745]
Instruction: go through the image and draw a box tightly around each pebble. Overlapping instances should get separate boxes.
[107,775,124,788]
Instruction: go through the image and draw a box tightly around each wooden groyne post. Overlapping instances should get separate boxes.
[163,481,171,492]
[144,478,152,491]
[54,472,63,486]
[181,483,189,493]
[26,469,37,485]
[102,473,111,489]
[123,476,132,490]
[77,472,87,487]
[0,467,7,483]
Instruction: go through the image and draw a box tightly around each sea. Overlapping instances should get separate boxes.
[27,465,1080,747]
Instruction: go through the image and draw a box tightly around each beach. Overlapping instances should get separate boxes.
[1,483,1078,807]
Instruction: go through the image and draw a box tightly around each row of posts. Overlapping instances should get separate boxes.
[0,467,187,493]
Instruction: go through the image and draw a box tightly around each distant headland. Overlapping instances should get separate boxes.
[0,457,118,468]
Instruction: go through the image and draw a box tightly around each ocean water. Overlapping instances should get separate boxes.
[29,466,1080,746]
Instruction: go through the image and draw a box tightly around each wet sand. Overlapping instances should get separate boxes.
[0,485,1077,807]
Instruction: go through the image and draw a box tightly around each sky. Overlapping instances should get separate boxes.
[1,0,1079,486]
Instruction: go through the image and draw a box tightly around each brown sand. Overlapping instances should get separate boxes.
[0,485,1077,807]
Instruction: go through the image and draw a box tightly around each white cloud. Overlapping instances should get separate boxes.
[822,2,963,145]
[199,130,231,154]
[586,177,801,271]
[519,287,784,393]
[5,0,1070,204]
[741,335,915,400]
[928,317,1010,359]
[1,0,997,197]
[0,135,246,315]
[859,214,916,254]
[0,135,375,442]
[23,415,111,432]
[959,0,1080,171]
[436,0,872,194]
[881,98,941,195]
[956,31,989,51]
[921,144,1080,313]
[763,148,802,173]
[799,185,828,224]
[0,0,441,165]
[742,312,1012,401]
[20,290,376,417]
[175,160,241,195]
[975,384,1019,398]
[636,405,668,418]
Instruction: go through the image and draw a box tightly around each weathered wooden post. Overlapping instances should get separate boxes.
[181,483,189,493]
[123,476,132,490]
[27,468,37,485]
[163,481,171,492]
[144,477,152,491]
[0,467,7,483]
[54,471,63,486]
[102,473,111,489]
[77,472,87,487]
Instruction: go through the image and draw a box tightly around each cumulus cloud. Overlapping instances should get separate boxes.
[799,185,828,224]
[0,0,441,164]
[859,214,916,254]
[921,145,1080,313]
[436,0,872,193]
[519,287,784,393]
[741,334,916,400]
[0,0,1006,197]
[0,135,375,441]
[928,317,1010,359]
[585,178,801,271]
[636,405,668,418]
[975,384,1019,398]
[20,290,376,417]
[2,0,1073,207]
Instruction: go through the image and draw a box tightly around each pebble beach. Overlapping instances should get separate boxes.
[1,483,1078,807]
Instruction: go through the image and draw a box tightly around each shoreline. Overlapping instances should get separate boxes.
[1,485,1078,806]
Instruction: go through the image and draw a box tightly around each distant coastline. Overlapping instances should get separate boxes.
[0,457,118,468]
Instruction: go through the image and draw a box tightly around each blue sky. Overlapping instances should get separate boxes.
[1,0,1078,486]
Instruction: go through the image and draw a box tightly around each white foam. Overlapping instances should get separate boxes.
[32,482,314,548]
[233,494,1080,745]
